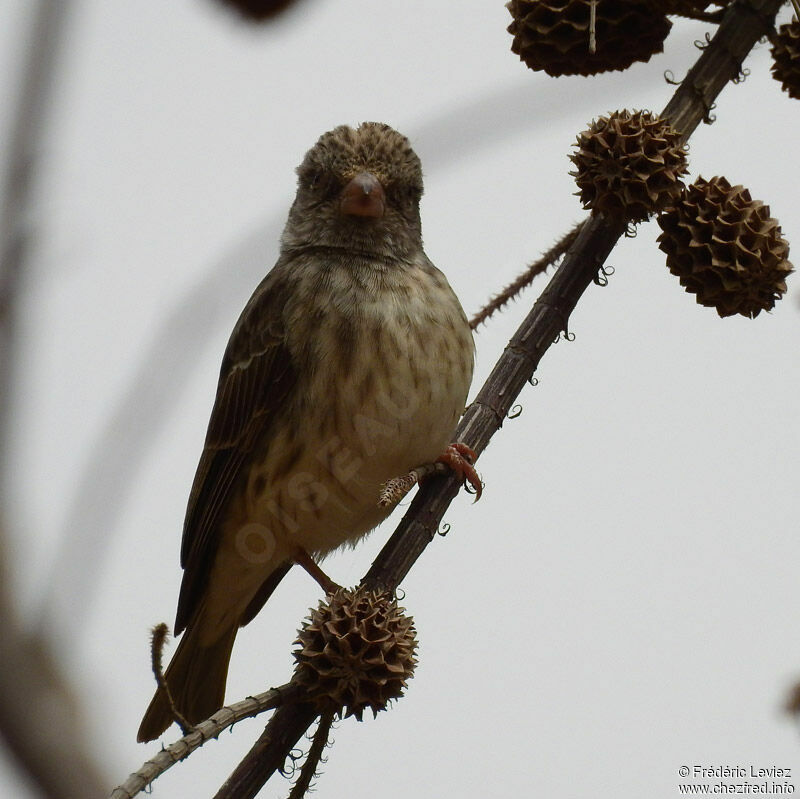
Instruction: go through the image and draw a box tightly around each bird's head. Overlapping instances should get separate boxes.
[282,122,425,260]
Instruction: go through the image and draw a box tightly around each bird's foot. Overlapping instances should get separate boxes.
[379,443,482,508]
[291,546,341,596]
[436,442,482,501]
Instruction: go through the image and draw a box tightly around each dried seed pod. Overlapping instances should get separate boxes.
[506,0,671,77]
[771,21,800,100]
[657,176,793,318]
[214,0,301,20]
[293,587,418,720]
[569,110,688,222]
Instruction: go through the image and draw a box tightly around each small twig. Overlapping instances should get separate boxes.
[110,682,303,799]
[792,0,800,21]
[287,710,335,799]
[589,0,597,54]
[468,221,584,330]
[379,462,450,507]
[149,623,193,736]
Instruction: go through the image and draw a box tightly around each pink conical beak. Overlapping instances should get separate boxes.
[339,171,386,218]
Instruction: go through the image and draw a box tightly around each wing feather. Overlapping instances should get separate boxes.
[174,270,297,634]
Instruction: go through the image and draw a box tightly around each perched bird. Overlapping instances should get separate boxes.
[137,122,478,742]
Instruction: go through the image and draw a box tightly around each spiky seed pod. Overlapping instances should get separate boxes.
[506,0,671,77]
[657,176,793,318]
[569,110,688,222]
[214,0,301,20]
[293,587,418,720]
[771,21,800,100]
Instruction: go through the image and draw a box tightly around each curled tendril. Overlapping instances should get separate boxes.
[624,221,638,238]
[692,85,717,123]
[694,32,713,50]
[554,326,576,344]
[280,747,306,778]
[438,522,451,537]
[732,66,750,84]
[395,587,406,600]
[528,376,539,387]
[663,69,681,85]
[593,263,615,286]
[508,404,523,419]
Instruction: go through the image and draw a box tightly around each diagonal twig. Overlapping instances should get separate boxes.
[286,710,335,799]
[468,221,584,330]
[110,682,302,799]
[148,624,193,736]
[212,701,321,799]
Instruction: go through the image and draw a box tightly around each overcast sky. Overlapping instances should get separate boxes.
[2,1,800,797]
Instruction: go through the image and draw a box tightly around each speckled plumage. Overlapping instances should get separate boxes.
[138,123,474,742]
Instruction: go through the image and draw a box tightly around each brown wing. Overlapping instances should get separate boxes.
[174,267,297,634]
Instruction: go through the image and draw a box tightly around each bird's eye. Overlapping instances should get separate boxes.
[387,182,422,207]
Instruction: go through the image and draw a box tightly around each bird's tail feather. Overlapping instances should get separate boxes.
[137,610,238,743]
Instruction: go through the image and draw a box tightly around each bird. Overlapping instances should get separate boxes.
[137,122,478,742]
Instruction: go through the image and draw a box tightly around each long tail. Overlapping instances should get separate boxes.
[137,611,237,743]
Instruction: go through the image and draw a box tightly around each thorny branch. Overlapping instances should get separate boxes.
[468,221,585,330]
[124,2,786,796]
[362,0,783,593]
[287,711,335,799]
[109,683,302,798]
[149,624,193,736]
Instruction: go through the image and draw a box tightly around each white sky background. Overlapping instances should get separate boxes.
[1,1,800,796]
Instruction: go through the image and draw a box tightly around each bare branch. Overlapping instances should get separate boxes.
[110,682,302,799]
[211,702,321,799]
